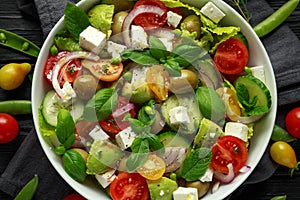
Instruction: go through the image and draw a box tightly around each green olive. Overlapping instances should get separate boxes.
[112,11,128,37]
[73,74,98,100]
[181,15,201,39]
[186,181,211,198]
[169,69,198,94]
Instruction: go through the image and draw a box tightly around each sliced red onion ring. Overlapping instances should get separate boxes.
[213,163,235,183]
[51,51,99,100]
[239,165,251,173]
[162,147,188,173]
[122,5,166,47]
[211,181,220,194]
[112,103,135,118]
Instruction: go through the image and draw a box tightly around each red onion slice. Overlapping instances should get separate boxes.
[213,163,235,183]
[239,165,251,173]
[211,181,220,194]
[112,103,135,118]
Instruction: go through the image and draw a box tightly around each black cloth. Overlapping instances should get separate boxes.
[0,0,299,199]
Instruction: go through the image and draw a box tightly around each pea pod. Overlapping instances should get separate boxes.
[254,0,300,37]
[271,124,297,142]
[0,100,32,115]
[14,174,39,200]
[0,29,40,57]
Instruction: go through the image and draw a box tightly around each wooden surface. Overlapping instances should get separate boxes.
[0,0,299,199]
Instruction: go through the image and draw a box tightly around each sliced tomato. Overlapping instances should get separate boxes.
[110,172,149,200]
[137,154,166,180]
[44,51,82,86]
[63,193,86,200]
[214,38,248,75]
[211,135,248,174]
[99,96,135,138]
[133,0,168,29]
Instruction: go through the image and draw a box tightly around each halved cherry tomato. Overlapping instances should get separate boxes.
[146,65,169,101]
[63,193,86,200]
[285,107,300,138]
[211,135,248,174]
[99,97,135,137]
[0,113,19,144]
[137,154,166,180]
[44,51,82,86]
[133,0,168,29]
[110,172,150,200]
[214,38,248,75]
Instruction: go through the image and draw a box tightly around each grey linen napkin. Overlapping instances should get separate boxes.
[0,0,299,199]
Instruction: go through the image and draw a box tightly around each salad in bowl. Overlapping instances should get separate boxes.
[32,0,277,199]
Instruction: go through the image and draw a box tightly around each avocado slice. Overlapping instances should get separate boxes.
[147,177,178,200]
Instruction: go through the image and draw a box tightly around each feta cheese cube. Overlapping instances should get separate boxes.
[173,187,198,200]
[95,168,116,188]
[167,11,182,28]
[61,81,76,102]
[169,106,190,125]
[200,2,226,23]
[131,25,148,50]
[250,65,266,83]
[89,125,110,141]
[115,127,137,150]
[224,122,249,142]
[79,26,106,54]
[107,41,127,59]
[199,166,214,182]
[131,67,148,86]
[158,37,173,52]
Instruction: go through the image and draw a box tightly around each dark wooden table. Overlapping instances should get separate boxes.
[0,0,299,199]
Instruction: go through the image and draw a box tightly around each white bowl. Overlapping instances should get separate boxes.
[32,0,277,199]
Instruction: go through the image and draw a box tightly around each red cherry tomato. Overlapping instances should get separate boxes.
[99,97,135,138]
[133,0,168,29]
[285,107,300,138]
[44,51,82,86]
[214,38,249,75]
[211,135,248,174]
[110,172,150,200]
[0,113,19,143]
[63,193,86,200]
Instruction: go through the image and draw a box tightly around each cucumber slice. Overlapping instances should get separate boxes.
[234,75,272,109]
[42,90,84,127]
[158,131,191,149]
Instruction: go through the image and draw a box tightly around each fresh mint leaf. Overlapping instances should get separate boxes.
[63,149,87,182]
[64,2,90,41]
[149,36,167,60]
[56,109,75,149]
[181,148,212,181]
[121,49,159,65]
[236,82,249,103]
[247,105,269,116]
[126,138,150,172]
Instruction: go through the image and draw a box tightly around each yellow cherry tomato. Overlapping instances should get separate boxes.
[137,154,166,181]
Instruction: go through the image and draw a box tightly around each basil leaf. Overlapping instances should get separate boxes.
[163,60,181,77]
[149,36,167,60]
[170,44,203,66]
[63,149,87,182]
[247,105,269,116]
[138,100,156,125]
[128,118,151,134]
[146,134,165,153]
[236,82,250,103]
[181,148,212,181]
[126,138,149,172]
[56,109,75,148]
[121,49,159,65]
[64,2,90,41]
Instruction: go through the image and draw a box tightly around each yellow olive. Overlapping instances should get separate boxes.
[186,181,211,198]
[181,15,201,39]
[112,11,128,37]
[0,63,31,90]
[169,69,198,94]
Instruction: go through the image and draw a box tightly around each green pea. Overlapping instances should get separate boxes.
[271,125,297,142]
[22,42,29,51]
[0,32,6,43]
[14,174,39,200]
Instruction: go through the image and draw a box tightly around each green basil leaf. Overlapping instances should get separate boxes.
[138,100,156,125]
[247,105,269,116]
[128,118,151,134]
[126,138,149,172]
[56,109,75,147]
[163,60,181,77]
[121,49,159,65]
[64,2,90,41]
[149,36,167,60]
[63,149,87,182]
[146,134,165,153]
[181,148,212,181]
[170,44,203,66]
[236,82,250,104]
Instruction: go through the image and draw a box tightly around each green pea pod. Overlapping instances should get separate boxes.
[271,124,297,142]
[270,195,287,200]
[0,100,32,115]
[0,29,40,57]
[254,0,300,38]
[14,174,39,200]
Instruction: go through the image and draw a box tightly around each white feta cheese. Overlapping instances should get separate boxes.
[131,66,148,86]
[224,122,249,142]
[60,81,76,102]
[107,41,127,59]
[199,166,214,182]
[115,127,137,150]
[173,187,198,200]
[250,65,266,83]
[131,25,148,50]
[158,37,173,52]
[79,25,106,54]
[167,11,182,28]
[95,168,116,188]
[200,2,226,23]
[169,106,190,125]
[89,125,110,141]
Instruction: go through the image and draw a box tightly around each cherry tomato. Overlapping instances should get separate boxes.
[99,97,135,137]
[214,38,249,75]
[0,113,19,143]
[211,135,248,174]
[44,51,83,86]
[110,172,150,200]
[146,65,169,101]
[63,193,86,200]
[133,0,168,29]
[285,107,300,138]
[137,154,166,180]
